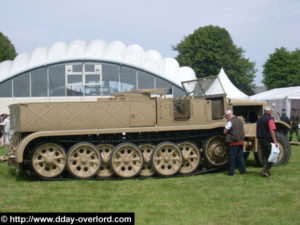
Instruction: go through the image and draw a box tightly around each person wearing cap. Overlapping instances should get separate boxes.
[279,108,290,138]
[256,106,278,177]
[223,110,246,176]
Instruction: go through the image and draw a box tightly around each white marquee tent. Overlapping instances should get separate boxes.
[0,39,196,87]
[250,86,300,120]
[205,68,249,99]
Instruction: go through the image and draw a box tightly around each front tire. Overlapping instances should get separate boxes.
[255,132,291,166]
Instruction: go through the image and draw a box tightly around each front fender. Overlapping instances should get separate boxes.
[275,120,290,133]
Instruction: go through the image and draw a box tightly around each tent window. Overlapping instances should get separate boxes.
[120,66,136,92]
[84,63,101,96]
[0,80,12,97]
[174,86,185,97]
[49,65,66,96]
[66,63,83,96]
[156,77,173,95]
[102,64,119,95]
[13,73,30,97]
[31,68,47,97]
[138,71,154,89]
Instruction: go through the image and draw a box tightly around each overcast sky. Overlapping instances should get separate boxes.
[1,0,299,86]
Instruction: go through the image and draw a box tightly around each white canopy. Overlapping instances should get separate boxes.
[250,86,300,101]
[250,86,300,119]
[206,68,249,99]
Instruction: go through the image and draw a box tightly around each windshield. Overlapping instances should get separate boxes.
[182,76,226,97]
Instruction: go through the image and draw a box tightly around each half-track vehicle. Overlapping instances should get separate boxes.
[2,76,291,180]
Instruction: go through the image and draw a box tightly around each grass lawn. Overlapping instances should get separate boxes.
[1,145,300,225]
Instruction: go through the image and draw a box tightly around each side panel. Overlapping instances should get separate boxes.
[16,101,131,131]
[157,99,174,126]
[130,101,156,127]
[189,98,212,123]
[12,95,158,132]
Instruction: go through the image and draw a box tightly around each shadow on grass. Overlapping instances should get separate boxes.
[246,158,260,167]
[6,166,40,182]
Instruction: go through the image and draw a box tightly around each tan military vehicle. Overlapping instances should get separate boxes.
[2,76,290,180]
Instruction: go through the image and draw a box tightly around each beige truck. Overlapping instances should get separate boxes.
[1,76,290,179]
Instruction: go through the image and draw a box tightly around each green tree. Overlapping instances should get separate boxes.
[289,49,300,86]
[173,25,256,95]
[0,32,17,62]
[263,47,300,89]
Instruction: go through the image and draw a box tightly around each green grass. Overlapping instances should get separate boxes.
[1,146,300,225]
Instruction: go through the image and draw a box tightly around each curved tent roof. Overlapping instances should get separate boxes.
[0,39,196,86]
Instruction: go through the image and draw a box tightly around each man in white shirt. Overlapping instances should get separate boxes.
[0,115,12,146]
[223,110,246,176]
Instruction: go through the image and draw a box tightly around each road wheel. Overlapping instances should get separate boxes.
[151,142,183,177]
[110,143,143,178]
[139,144,155,177]
[203,136,228,167]
[31,143,66,179]
[97,144,114,178]
[178,142,200,174]
[67,142,101,179]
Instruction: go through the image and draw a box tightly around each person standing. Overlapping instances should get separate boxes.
[223,110,246,176]
[256,106,278,177]
[280,109,290,138]
[0,114,12,146]
[289,108,300,142]
[0,114,4,146]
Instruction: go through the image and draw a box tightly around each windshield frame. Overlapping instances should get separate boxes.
[181,75,226,97]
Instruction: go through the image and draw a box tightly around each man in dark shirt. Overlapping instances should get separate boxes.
[257,106,278,177]
[289,108,299,142]
[223,110,246,176]
[280,109,290,138]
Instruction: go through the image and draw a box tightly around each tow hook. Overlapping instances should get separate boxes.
[0,155,15,163]
[0,156,9,163]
